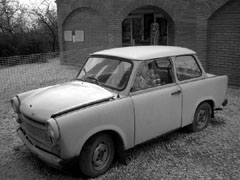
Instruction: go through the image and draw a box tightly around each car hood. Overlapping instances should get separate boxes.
[20,81,114,122]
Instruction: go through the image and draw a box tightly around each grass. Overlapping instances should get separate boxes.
[0,59,240,179]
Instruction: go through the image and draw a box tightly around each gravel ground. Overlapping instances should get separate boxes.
[0,60,240,180]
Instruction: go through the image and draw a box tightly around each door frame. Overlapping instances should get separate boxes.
[154,14,169,45]
[122,15,143,46]
[122,14,169,46]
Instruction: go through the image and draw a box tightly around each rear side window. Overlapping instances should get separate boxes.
[174,55,202,81]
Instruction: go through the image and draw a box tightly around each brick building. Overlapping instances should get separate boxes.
[56,0,240,86]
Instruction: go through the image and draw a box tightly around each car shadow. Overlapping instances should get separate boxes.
[13,145,84,179]
[32,157,89,179]
[123,128,189,161]
[210,116,226,127]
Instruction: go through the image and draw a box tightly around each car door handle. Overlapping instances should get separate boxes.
[171,90,182,96]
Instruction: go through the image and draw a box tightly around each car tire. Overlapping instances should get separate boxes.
[188,102,212,132]
[79,133,115,178]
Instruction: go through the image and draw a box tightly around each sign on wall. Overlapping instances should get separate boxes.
[64,30,84,42]
[75,30,84,42]
[64,31,72,41]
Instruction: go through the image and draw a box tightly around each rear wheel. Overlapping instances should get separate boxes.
[188,102,212,132]
[79,133,115,178]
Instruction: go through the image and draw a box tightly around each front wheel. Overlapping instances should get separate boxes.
[188,102,212,132]
[79,133,115,178]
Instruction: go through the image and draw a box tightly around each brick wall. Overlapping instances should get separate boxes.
[57,0,113,65]
[56,0,240,86]
[207,0,240,86]
[115,0,196,50]
[62,7,110,65]
[196,0,231,69]
[57,0,196,65]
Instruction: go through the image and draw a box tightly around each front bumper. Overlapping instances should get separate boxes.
[17,128,64,169]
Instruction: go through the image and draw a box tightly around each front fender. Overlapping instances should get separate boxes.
[55,97,135,160]
[76,124,128,156]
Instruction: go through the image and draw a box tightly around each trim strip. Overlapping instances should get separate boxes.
[51,97,114,118]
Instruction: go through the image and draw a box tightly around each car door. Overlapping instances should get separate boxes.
[173,55,205,127]
[130,58,182,145]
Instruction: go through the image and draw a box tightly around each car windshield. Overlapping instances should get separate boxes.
[77,56,132,91]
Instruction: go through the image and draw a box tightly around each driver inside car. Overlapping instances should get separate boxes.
[133,61,161,91]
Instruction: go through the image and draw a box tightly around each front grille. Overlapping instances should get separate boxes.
[24,121,51,144]
[20,114,52,145]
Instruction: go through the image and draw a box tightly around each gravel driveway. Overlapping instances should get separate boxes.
[0,60,240,180]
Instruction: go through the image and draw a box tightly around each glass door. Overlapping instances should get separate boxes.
[154,15,168,45]
[132,16,143,45]
[122,16,143,46]
[122,18,131,46]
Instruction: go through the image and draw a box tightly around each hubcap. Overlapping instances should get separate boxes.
[92,143,110,170]
[196,109,208,129]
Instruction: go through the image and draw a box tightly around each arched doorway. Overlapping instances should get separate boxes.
[207,0,240,86]
[62,7,109,65]
[122,5,174,46]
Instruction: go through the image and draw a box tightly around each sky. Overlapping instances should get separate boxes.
[16,0,56,26]
[18,0,56,9]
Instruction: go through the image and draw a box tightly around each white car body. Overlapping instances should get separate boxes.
[11,46,228,176]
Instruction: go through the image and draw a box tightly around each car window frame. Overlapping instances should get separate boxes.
[76,55,134,92]
[130,57,176,94]
[174,55,202,82]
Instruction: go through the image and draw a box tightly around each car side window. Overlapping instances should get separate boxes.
[174,55,202,81]
[155,58,174,85]
[131,58,173,92]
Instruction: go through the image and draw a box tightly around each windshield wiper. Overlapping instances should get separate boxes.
[85,76,102,86]
[83,68,87,75]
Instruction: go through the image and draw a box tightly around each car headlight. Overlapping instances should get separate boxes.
[11,96,20,114]
[47,118,60,144]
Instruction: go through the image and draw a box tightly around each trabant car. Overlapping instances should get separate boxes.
[11,46,228,177]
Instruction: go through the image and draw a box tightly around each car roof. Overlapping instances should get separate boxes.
[91,46,196,61]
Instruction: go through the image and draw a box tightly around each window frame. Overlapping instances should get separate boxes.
[130,57,175,93]
[76,55,134,91]
[174,55,202,82]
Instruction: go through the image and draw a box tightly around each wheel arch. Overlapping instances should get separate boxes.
[77,126,127,162]
[195,98,215,118]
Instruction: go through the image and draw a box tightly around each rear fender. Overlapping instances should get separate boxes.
[194,97,215,118]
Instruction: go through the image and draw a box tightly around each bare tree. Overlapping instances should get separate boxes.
[0,0,58,57]
[0,0,26,34]
[0,0,28,57]
[31,0,58,52]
